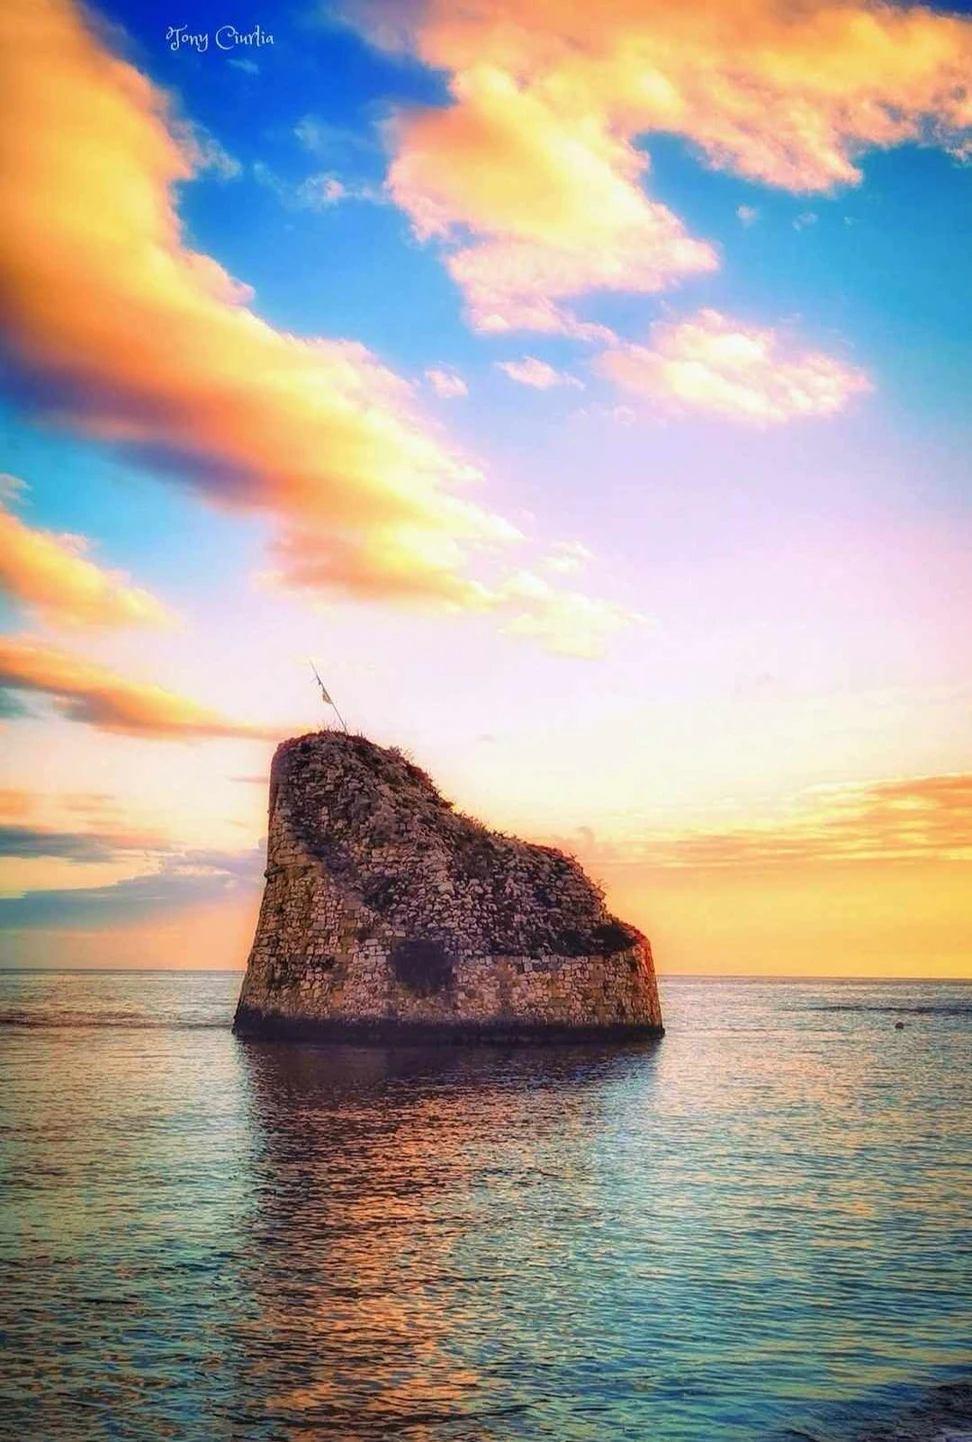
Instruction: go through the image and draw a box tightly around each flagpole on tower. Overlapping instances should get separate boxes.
[309,661,349,733]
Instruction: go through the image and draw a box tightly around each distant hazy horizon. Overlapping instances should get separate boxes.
[3,965,971,984]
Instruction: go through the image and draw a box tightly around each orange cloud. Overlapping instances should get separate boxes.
[360,0,972,330]
[558,773,972,871]
[0,0,632,655]
[0,0,499,606]
[0,790,33,821]
[0,637,277,740]
[387,64,716,335]
[595,309,872,424]
[0,491,173,628]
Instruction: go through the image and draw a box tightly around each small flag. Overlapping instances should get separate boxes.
[312,666,332,703]
[309,661,348,731]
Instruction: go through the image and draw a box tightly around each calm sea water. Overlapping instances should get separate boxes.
[1,970,970,1442]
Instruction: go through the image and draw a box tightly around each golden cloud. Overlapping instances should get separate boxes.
[560,773,972,871]
[0,492,173,628]
[0,637,278,740]
[361,0,972,331]
[595,309,872,424]
[387,64,716,334]
[0,0,632,657]
[0,0,497,605]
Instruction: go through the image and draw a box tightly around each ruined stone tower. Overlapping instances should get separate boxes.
[234,731,663,1043]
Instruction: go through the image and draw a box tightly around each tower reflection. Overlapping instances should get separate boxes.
[233,1040,659,1439]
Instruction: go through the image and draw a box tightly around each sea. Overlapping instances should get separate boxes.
[1,970,970,1442]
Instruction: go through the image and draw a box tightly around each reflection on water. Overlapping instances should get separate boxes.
[238,1043,664,1440]
[1,972,970,1441]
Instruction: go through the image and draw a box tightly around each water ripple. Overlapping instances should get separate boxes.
[0,972,970,1441]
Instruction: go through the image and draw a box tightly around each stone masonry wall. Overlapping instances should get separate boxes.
[234,731,663,1042]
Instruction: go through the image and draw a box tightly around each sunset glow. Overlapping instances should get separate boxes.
[1,0,970,976]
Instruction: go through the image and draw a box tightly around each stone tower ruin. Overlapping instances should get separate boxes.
[234,731,663,1043]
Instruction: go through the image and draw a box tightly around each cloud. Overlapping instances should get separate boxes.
[0,0,628,656]
[60,792,119,816]
[296,171,349,207]
[0,787,169,859]
[561,773,972,872]
[176,123,242,181]
[595,309,872,425]
[0,790,33,820]
[386,64,716,335]
[0,490,174,628]
[495,570,645,658]
[254,160,380,210]
[0,822,165,862]
[495,357,582,390]
[736,205,759,226]
[540,540,593,576]
[0,845,264,928]
[0,2,496,607]
[425,367,468,398]
[0,692,32,719]
[576,402,636,427]
[353,0,972,331]
[0,637,278,740]
[294,114,376,159]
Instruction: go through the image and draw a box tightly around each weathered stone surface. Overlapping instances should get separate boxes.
[234,731,663,1043]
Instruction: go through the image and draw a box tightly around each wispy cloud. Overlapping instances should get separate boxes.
[0,787,170,860]
[425,367,468,399]
[495,571,645,658]
[253,160,381,210]
[0,846,264,928]
[540,540,593,576]
[495,358,582,390]
[560,774,972,871]
[0,637,277,740]
[176,122,242,181]
[0,822,167,862]
[0,488,174,628]
[295,171,350,207]
[294,114,377,159]
[595,310,872,425]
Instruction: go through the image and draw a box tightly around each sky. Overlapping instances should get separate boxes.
[0,0,970,977]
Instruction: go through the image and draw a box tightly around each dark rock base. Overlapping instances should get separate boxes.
[233,1003,664,1047]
